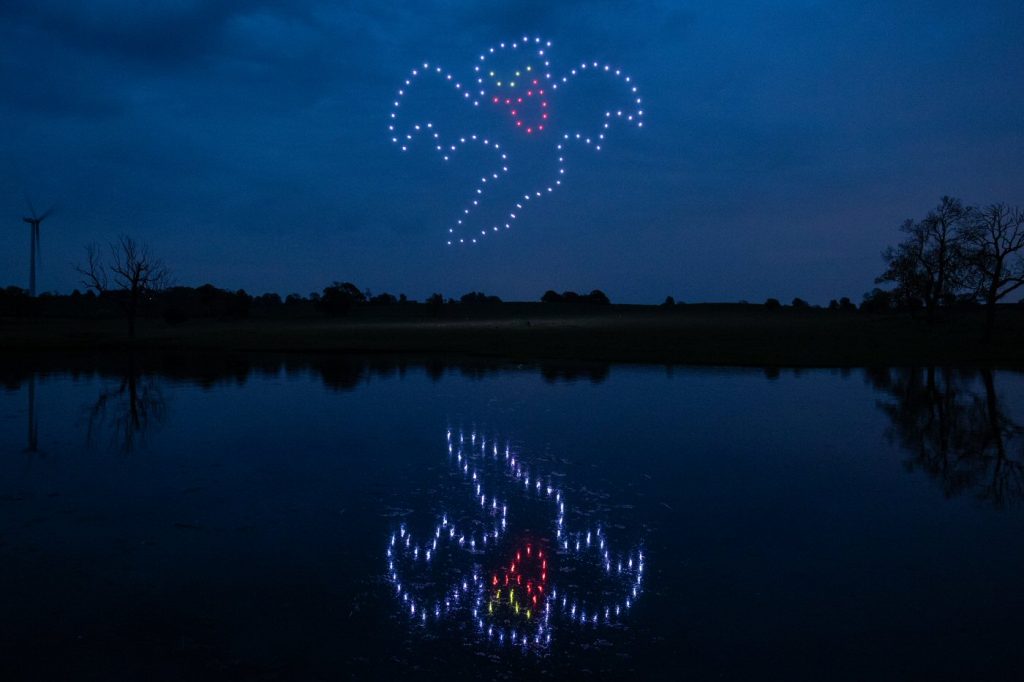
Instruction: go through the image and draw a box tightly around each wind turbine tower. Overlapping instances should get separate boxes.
[21,199,52,297]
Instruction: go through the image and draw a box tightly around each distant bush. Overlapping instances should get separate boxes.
[319,281,365,316]
[791,297,810,309]
[540,289,610,305]
[861,288,893,313]
[661,296,675,307]
[0,286,33,317]
[764,298,782,310]
[828,297,856,312]
[460,291,501,304]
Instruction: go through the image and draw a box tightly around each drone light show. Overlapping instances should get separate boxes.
[385,428,645,651]
[388,36,643,245]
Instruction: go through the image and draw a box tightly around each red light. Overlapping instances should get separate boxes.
[532,595,537,605]
[533,79,538,85]
[537,125,543,131]
[516,121,522,126]
[492,575,498,586]
[527,128,532,134]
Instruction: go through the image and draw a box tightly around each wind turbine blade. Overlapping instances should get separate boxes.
[38,206,54,222]
[25,193,37,219]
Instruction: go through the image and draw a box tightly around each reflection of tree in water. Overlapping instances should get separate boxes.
[86,359,167,454]
[870,367,1024,507]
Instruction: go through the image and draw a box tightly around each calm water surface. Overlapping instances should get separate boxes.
[1,356,1023,680]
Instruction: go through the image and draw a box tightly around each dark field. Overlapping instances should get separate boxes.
[3,304,1024,366]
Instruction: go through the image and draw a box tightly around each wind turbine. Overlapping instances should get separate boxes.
[22,197,53,297]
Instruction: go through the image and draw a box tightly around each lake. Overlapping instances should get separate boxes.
[1,355,1023,680]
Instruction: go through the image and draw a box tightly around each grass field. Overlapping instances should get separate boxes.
[2,304,1023,366]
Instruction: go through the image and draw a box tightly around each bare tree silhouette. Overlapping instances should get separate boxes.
[877,196,970,321]
[962,203,1024,340]
[77,235,171,337]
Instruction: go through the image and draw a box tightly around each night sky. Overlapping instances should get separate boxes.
[2,1,1022,303]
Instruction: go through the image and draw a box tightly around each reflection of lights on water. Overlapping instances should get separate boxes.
[386,428,645,650]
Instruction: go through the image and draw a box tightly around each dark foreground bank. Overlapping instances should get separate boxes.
[2,304,1024,366]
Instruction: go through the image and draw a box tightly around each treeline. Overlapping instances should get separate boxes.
[691,197,1023,335]
[0,281,613,322]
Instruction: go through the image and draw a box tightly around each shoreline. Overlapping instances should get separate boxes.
[3,305,1024,367]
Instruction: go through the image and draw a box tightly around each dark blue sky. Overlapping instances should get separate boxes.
[2,1,1022,303]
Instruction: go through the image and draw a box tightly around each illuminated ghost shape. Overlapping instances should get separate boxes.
[385,428,645,650]
[388,36,644,245]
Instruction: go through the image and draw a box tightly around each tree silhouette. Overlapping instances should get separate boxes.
[76,235,171,337]
[877,197,970,321]
[318,281,365,316]
[962,203,1024,340]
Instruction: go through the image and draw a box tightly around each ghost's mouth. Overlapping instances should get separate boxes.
[491,78,550,134]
